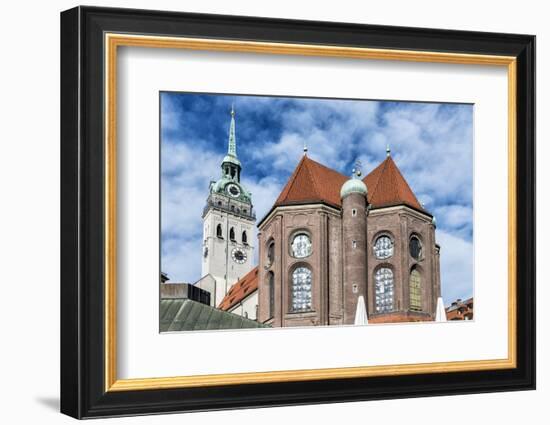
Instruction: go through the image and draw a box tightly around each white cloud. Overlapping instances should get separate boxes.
[434,204,473,234]
[436,229,474,304]
[161,95,474,303]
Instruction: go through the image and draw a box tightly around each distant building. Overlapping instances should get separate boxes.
[446,298,474,320]
[160,282,211,306]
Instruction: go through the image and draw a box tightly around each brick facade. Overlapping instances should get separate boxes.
[257,155,441,326]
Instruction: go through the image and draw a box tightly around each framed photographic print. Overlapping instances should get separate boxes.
[60,6,535,419]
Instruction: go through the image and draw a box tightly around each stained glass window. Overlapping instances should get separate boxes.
[291,267,312,312]
[374,235,394,259]
[375,267,394,313]
[409,268,422,311]
[291,234,312,258]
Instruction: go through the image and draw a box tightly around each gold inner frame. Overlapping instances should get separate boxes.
[104,33,517,392]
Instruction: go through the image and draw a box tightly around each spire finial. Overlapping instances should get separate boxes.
[230,103,235,118]
[303,140,308,155]
[352,159,362,178]
[386,144,391,157]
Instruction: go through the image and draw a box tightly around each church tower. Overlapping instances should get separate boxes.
[201,106,255,307]
[340,163,369,325]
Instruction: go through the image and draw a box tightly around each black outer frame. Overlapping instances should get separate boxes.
[60,6,536,419]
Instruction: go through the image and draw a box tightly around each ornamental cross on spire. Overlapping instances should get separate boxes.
[228,104,237,157]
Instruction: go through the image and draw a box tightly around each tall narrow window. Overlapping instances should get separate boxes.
[216,224,223,238]
[268,271,275,318]
[242,231,248,244]
[291,267,312,312]
[409,235,422,260]
[409,268,422,311]
[229,227,235,241]
[375,267,394,313]
[267,242,275,266]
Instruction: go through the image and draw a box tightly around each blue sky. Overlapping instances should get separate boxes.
[161,92,473,305]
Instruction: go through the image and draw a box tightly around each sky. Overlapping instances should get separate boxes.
[161,92,474,305]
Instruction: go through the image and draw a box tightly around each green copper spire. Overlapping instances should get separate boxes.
[228,104,237,157]
[221,104,241,182]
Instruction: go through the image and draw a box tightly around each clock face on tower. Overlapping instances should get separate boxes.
[226,183,241,198]
[231,248,247,264]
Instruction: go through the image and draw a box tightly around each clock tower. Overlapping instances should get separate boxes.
[201,106,255,307]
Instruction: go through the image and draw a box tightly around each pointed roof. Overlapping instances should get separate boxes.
[222,105,241,167]
[363,155,424,211]
[270,155,425,211]
[218,266,259,311]
[274,155,349,209]
[262,153,428,225]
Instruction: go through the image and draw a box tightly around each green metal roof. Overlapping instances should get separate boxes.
[160,299,269,332]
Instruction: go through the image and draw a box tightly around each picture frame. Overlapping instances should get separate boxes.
[60,5,535,419]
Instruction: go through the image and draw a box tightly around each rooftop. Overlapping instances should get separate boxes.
[218,266,259,311]
[266,154,426,220]
[160,298,268,332]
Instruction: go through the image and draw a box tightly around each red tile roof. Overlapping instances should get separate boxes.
[218,266,259,311]
[274,155,348,209]
[271,154,425,213]
[363,156,424,211]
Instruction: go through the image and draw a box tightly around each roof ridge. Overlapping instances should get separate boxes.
[303,157,322,200]
[368,157,390,202]
[387,157,423,209]
[307,155,348,179]
[275,155,308,204]
[394,157,424,208]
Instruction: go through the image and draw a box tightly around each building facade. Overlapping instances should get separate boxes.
[201,107,256,307]
[446,298,474,320]
[256,151,441,326]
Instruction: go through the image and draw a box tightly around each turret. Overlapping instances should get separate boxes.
[341,163,368,325]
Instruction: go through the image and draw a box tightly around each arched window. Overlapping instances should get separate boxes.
[409,235,422,260]
[242,231,248,244]
[216,224,223,238]
[229,227,235,241]
[291,233,312,258]
[375,267,394,313]
[409,268,422,311]
[291,267,312,312]
[374,235,394,259]
[268,271,275,318]
[267,241,275,266]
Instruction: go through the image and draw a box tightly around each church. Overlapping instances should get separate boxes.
[198,108,443,326]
